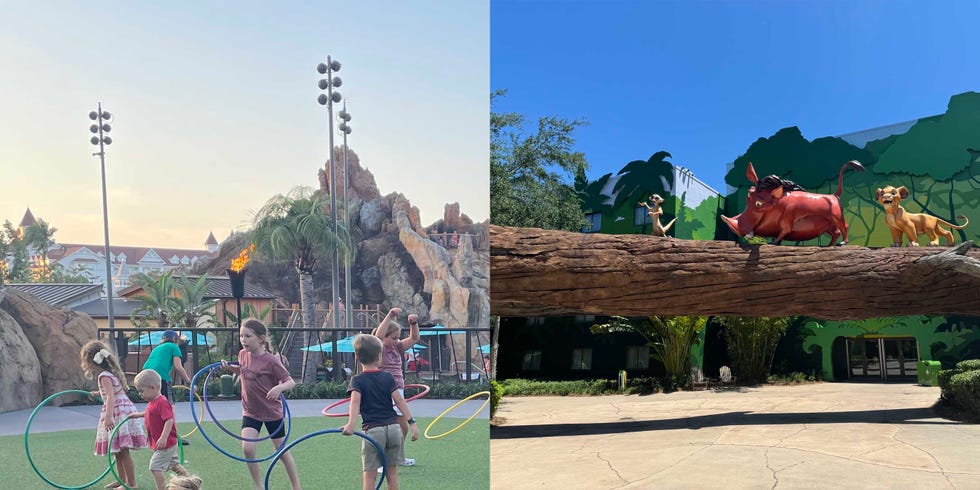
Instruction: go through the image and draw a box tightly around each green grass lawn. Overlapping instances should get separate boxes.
[6,416,489,489]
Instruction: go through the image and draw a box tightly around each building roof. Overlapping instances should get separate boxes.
[49,244,214,264]
[117,275,277,300]
[74,297,142,318]
[5,283,103,307]
[19,208,37,228]
[206,231,218,245]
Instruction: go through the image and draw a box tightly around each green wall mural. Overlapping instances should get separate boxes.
[802,316,980,381]
[723,91,980,248]
[576,151,722,239]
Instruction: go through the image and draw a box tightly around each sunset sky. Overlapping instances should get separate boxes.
[0,2,489,249]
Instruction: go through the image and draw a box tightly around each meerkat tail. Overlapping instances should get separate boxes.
[663,218,677,233]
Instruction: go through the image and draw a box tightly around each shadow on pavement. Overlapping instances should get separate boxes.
[490,406,958,439]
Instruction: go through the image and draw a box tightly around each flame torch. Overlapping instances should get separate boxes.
[227,245,253,328]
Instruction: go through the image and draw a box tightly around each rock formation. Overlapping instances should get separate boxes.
[0,288,100,411]
[194,146,489,334]
[0,307,43,412]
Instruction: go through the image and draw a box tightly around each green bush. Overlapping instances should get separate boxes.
[490,380,503,417]
[945,370,980,416]
[768,371,822,384]
[938,368,963,402]
[955,359,980,372]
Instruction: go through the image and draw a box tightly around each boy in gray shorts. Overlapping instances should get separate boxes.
[342,334,419,489]
[133,369,189,490]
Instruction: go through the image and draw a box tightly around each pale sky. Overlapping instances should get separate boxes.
[0,2,489,250]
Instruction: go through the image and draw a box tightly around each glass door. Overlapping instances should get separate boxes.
[846,337,918,380]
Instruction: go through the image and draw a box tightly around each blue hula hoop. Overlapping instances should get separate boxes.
[263,428,387,490]
[24,390,114,489]
[189,362,292,463]
[202,364,287,442]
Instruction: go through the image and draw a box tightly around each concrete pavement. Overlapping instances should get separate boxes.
[490,383,980,489]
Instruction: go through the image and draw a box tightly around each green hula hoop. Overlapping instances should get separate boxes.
[107,414,185,489]
[24,389,113,489]
[423,391,491,440]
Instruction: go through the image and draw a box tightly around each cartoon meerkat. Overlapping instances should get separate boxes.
[638,194,676,237]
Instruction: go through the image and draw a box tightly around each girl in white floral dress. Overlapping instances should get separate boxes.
[82,340,148,488]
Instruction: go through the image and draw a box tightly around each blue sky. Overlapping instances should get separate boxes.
[491,1,980,193]
[0,2,488,248]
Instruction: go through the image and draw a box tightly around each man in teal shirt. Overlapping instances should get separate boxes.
[142,330,191,404]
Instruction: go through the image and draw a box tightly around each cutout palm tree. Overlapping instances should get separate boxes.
[612,151,675,209]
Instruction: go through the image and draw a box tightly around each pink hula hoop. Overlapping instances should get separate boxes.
[321,384,430,418]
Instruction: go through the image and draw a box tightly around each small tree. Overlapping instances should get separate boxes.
[719,316,789,384]
[592,315,706,387]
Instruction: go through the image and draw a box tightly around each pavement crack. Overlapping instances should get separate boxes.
[891,425,955,488]
[596,451,629,486]
[765,447,779,489]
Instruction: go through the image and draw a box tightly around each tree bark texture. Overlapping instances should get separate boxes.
[490,225,980,320]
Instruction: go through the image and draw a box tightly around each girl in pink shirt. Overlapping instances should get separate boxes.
[373,307,420,467]
[222,319,300,490]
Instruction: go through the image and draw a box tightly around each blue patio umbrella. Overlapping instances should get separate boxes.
[302,336,357,353]
[417,325,466,336]
[128,330,214,346]
[480,344,490,354]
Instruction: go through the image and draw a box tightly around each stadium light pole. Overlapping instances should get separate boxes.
[338,104,352,330]
[89,103,121,355]
[317,56,343,376]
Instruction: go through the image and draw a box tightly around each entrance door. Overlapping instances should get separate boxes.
[846,337,918,380]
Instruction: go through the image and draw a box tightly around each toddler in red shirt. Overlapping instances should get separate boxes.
[134,369,189,490]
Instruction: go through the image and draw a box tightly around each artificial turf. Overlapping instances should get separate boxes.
[6,415,489,489]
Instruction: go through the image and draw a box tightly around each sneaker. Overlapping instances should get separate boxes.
[400,458,416,467]
[377,467,383,474]
[180,439,190,446]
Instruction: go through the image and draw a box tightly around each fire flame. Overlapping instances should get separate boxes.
[230,244,255,272]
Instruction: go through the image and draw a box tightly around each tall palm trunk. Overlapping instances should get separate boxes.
[298,270,318,384]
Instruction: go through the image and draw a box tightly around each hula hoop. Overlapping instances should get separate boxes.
[424,391,491,440]
[263,428,387,490]
[322,397,351,418]
[322,384,431,417]
[172,384,203,438]
[201,364,288,442]
[24,390,113,489]
[189,362,292,463]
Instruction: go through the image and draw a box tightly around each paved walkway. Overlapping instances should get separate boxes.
[490,383,980,489]
[5,398,489,437]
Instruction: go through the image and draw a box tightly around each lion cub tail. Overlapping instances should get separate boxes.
[940,215,970,230]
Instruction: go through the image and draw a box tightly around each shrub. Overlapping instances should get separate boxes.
[768,371,821,384]
[945,370,980,416]
[938,369,963,402]
[720,316,789,384]
[490,380,503,417]
[955,359,980,372]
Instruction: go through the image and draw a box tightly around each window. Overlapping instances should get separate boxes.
[522,350,542,371]
[571,348,592,370]
[575,314,595,323]
[526,317,546,326]
[582,213,602,233]
[626,345,650,370]
[634,206,653,226]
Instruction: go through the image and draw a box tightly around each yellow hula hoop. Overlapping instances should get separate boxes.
[423,391,491,440]
[172,385,204,439]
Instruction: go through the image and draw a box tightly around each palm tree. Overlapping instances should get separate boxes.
[612,151,675,209]
[130,270,178,328]
[251,186,351,384]
[172,275,218,329]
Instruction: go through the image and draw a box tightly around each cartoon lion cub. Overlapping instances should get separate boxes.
[875,185,969,246]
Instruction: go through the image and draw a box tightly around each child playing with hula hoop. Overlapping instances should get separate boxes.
[81,340,148,489]
[343,334,419,490]
[221,319,301,490]
[132,369,189,490]
[372,307,421,467]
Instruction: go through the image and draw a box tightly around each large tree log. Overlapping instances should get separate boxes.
[490,225,980,320]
